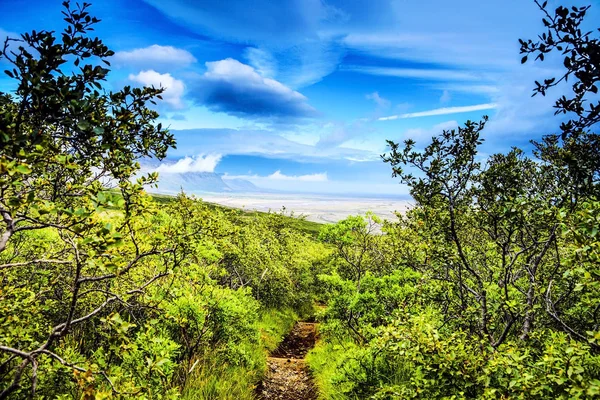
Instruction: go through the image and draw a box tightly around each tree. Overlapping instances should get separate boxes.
[520,0,600,197]
[0,2,179,397]
[381,120,578,348]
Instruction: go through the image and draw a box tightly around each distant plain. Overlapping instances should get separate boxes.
[192,192,413,223]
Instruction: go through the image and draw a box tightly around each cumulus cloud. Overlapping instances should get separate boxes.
[379,103,497,121]
[129,70,185,109]
[191,58,318,118]
[155,154,222,174]
[223,170,328,182]
[114,45,196,70]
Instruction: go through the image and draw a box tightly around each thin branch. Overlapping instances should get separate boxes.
[0,259,73,270]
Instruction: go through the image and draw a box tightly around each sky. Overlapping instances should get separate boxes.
[1,0,597,196]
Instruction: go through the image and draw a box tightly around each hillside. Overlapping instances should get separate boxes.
[150,192,324,237]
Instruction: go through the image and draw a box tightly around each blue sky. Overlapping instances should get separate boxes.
[2,0,597,195]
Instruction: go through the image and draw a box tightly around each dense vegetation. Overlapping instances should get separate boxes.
[1,1,599,399]
[308,2,600,398]
[0,4,328,398]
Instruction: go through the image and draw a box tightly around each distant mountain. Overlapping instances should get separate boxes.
[152,171,260,194]
[223,178,259,192]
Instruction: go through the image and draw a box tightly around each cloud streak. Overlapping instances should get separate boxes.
[379,103,498,121]
[344,66,484,82]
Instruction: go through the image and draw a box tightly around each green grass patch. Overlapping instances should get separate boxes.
[257,308,298,352]
[181,308,298,400]
[306,340,360,400]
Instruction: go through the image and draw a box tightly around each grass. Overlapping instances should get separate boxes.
[181,308,298,400]
[306,340,358,400]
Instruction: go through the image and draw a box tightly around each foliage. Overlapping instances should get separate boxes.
[0,4,328,397]
[520,0,600,197]
[2,1,600,399]
[308,2,600,399]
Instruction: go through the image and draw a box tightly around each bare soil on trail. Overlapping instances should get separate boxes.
[255,322,318,400]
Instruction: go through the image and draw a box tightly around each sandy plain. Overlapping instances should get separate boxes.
[195,192,413,224]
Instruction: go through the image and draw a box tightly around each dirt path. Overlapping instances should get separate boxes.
[255,322,318,400]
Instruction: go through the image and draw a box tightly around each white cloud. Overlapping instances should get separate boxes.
[155,154,222,174]
[379,103,497,121]
[316,119,375,148]
[366,91,391,109]
[114,45,196,69]
[268,170,328,181]
[141,0,345,88]
[192,58,317,118]
[129,70,185,109]
[223,170,328,182]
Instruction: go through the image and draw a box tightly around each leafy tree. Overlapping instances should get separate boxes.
[319,213,385,289]
[307,1,600,398]
[0,2,179,397]
[520,0,600,197]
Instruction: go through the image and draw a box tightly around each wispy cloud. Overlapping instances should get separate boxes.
[155,154,222,174]
[366,91,391,109]
[440,90,451,104]
[142,0,347,88]
[316,119,374,148]
[344,66,484,82]
[379,103,497,121]
[114,45,196,70]
[403,120,459,141]
[435,84,500,95]
[268,170,327,181]
[169,128,380,162]
[244,47,277,78]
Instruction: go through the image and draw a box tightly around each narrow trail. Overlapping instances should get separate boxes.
[255,322,318,400]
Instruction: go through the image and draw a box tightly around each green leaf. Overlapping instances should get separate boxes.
[15,164,32,174]
[77,120,90,130]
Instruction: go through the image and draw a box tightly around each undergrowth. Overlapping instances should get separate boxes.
[181,308,297,400]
